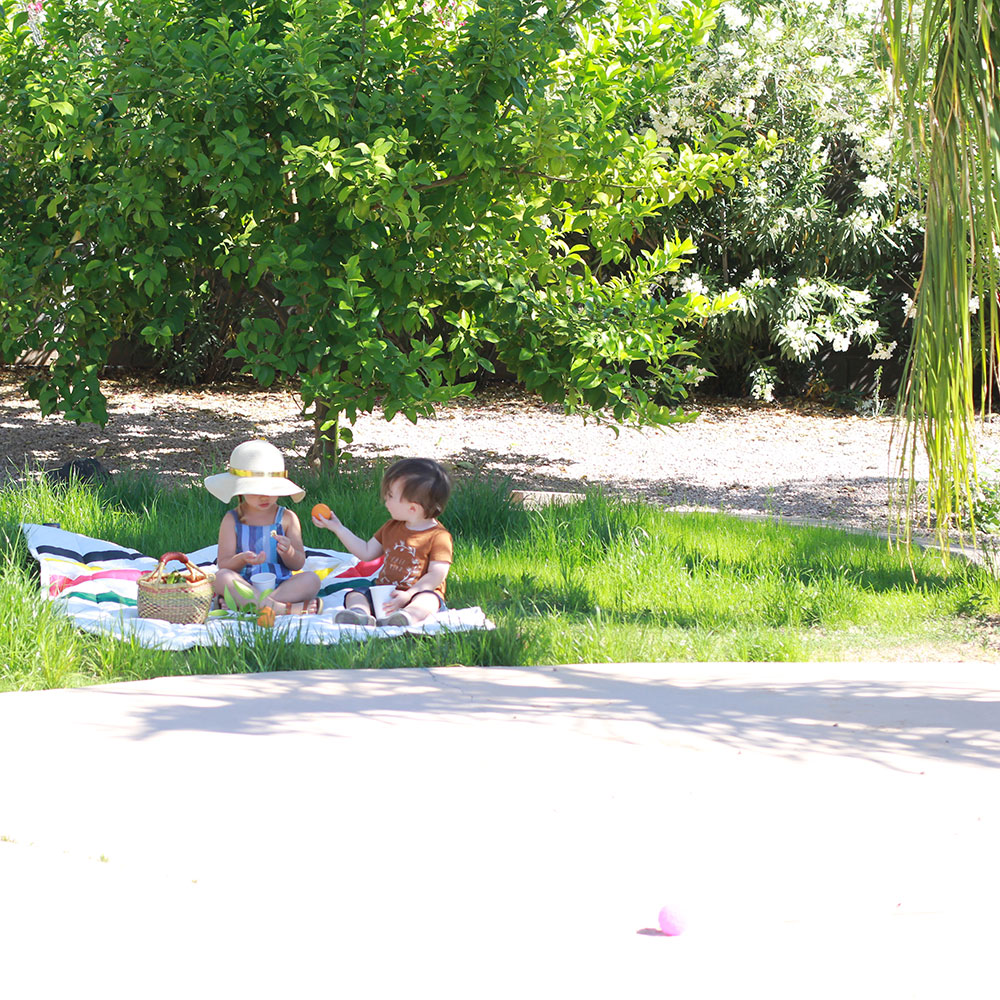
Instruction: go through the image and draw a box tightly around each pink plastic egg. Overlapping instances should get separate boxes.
[657,906,684,936]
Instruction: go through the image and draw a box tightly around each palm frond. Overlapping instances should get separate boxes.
[882,0,1000,556]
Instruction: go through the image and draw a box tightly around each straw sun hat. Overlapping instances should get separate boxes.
[204,440,306,504]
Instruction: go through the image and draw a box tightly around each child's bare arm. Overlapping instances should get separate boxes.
[312,510,384,562]
[412,559,450,595]
[274,511,307,570]
[216,514,264,571]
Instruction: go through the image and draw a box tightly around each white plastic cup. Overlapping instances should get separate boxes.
[250,572,277,600]
[369,584,396,619]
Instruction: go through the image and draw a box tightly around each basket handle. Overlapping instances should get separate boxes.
[153,552,209,584]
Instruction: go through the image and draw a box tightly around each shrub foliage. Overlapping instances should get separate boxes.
[0,0,743,450]
[644,0,919,401]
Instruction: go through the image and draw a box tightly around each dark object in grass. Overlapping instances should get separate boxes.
[47,458,113,485]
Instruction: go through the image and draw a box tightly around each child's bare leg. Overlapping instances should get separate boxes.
[266,572,321,614]
[397,591,441,624]
[343,591,372,613]
[333,589,376,625]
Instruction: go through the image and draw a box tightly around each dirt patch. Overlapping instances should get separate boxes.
[0,369,907,528]
[4,368,1000,540]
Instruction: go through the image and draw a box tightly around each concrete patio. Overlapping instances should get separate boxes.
[1,661,997,998]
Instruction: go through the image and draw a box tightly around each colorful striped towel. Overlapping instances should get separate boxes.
[21,523,494,651]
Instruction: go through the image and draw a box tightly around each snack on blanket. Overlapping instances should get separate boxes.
[257,606,275,628]
[312,503,332,521]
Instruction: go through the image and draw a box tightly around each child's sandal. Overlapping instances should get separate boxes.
[334,607,375,626]
[281,597,323,616]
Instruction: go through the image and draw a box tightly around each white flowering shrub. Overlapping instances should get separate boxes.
[645,0,923,400]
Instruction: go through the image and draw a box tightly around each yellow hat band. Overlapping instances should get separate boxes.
[229,467,288,478]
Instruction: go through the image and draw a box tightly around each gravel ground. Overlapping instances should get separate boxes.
[0,370,950,534]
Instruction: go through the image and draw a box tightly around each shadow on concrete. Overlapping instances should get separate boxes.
[99,667,1000,771]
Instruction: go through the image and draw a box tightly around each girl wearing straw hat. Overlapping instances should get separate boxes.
[205,440,322,615]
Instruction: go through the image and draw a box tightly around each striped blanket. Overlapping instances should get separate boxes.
[21,523,493,651]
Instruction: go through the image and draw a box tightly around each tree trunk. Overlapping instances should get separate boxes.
[305,399,339,471]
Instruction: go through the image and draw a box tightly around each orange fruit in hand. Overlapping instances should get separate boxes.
[312,502,332,520]
[257,606,275,628]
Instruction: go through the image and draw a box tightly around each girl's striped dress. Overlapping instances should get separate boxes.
[231,507,291,583]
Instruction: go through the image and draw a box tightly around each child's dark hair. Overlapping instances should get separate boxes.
[381,458,452,518]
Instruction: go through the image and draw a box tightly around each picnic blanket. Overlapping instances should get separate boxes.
[21,523,494,651]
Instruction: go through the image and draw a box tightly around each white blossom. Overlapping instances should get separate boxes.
[680,273,709,297]
[649,108,680,140]
[856,319,880,340]
[847,209,877,236]
[743,268,777,290]
[858,175,888,199]
[870,134,893,156]
[869,340,897,360]
[719,3,750,29]
[777,318,820,361]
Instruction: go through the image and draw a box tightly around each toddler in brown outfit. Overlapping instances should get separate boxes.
[313,458,453,627]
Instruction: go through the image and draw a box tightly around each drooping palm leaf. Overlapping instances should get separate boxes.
[882,0,1000,555]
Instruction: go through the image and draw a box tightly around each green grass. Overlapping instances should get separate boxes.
[1,466,999,691]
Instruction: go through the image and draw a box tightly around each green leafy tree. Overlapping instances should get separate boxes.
[0,0,740,459]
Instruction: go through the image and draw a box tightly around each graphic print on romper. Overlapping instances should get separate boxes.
[382,540,422,588]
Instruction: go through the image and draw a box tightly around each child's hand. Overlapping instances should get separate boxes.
[241,550,266,567]
[312,510,340,530]
[274,534,293,558]
[381,589,407,614]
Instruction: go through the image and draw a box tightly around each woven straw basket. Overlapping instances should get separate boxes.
[137,552,214,625]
